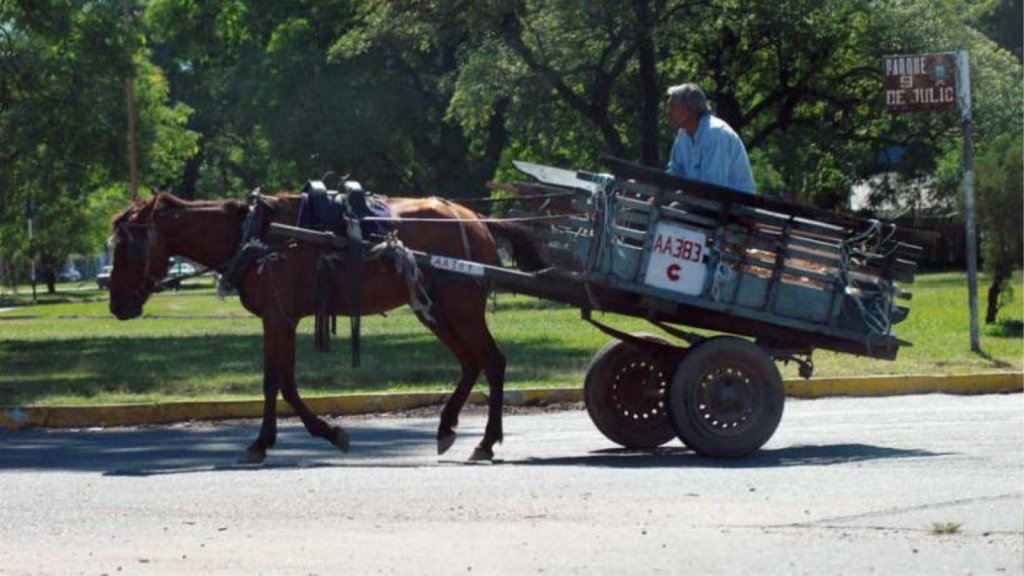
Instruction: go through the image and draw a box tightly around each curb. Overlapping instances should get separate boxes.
[1,372,1020,431]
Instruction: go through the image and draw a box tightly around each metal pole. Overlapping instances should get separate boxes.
[124,0,139,201]
[28,214,36,304]
[957,50,980,352]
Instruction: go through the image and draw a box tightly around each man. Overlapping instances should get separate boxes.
[665,83,756,195]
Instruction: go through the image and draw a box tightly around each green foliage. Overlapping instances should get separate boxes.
[1,0,1022,278]
[975,131,1023,322]
[0,1,198,288]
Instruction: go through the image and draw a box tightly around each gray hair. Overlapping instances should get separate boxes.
[667,83,711,115]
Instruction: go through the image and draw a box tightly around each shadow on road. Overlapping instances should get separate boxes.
[0,422,437,476]
[2,423,946,476]
[504,443,946,469]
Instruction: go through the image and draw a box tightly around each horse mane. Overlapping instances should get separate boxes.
[111,192,251,228]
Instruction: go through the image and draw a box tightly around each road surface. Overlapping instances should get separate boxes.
[1,394,1021,575]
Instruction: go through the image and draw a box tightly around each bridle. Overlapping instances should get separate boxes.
[111,207,165,301]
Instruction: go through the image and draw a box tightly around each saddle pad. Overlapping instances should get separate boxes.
[361,197,394,240]
[296,193,394,240]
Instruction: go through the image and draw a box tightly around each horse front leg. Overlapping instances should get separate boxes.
[239,320,286,464]
[273,319,350,453]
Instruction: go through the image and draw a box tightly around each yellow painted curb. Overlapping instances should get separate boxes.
[0,372,1019,431]
[784,372,1024,398]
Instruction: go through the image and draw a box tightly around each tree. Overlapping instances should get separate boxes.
[0,1,198,291]
[974,132,1023,323]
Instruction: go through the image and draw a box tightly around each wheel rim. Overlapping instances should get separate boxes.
[693,365,762,436]
[611,356,667,424]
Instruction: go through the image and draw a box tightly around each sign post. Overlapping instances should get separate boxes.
[884,51,979,351]
[955,51,980,352]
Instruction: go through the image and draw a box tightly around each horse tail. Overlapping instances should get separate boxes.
[484,221,548,272]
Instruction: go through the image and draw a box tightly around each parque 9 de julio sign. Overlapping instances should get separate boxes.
[884,53,957,113]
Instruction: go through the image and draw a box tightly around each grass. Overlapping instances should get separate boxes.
[0,271,1020,406]
[930,521,963,535]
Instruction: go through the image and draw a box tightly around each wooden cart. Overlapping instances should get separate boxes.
[274,156,921,458]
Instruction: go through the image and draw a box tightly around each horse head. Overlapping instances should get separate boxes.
[107,195,174,320]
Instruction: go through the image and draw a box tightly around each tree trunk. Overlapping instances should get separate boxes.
[178,149,203,200]
[985,260,1013,324]
[634,0,660,166]
[470,97,510,202]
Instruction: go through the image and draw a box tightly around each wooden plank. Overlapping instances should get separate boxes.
[599,154,923,251]
[612,226,648,241]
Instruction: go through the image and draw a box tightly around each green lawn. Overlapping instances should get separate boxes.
[0,272,1020,406]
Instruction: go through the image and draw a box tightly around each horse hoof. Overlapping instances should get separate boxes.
[330,426,350,453]
[468,447,494,462]
[238,449,266,465]
[437,432,457,455]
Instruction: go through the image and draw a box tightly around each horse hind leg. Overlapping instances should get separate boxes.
[281,384,350,453]
[469,330,506,462]
[427,286,507,462]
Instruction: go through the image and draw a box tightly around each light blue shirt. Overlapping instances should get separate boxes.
[667,114,756,194]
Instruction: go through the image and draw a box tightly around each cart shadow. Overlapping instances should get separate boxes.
[503,443,947,469]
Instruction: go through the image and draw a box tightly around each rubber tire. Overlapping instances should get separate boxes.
[584,334,682,449]
[666,336,784,458]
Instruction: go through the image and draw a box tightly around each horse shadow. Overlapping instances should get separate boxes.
[0,421,440,476]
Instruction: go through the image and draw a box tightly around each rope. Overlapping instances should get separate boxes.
[440,199,472,260]
[456,192,577,205]
[359,215,567,224]
[384,235,434,324]
[588,175,617,274]
[840,226,893,336]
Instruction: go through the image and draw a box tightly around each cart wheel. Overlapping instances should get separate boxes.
[666,336,784,458]
[584,334,682,449]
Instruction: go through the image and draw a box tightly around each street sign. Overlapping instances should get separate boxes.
[883,53,957,113]
[883,51,980,352]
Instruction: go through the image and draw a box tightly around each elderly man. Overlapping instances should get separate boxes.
[665,83,756,195]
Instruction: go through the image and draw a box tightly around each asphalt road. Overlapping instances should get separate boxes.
[1,394,1021,575]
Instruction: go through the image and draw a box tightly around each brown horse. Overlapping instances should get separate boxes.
[108,191,544,463]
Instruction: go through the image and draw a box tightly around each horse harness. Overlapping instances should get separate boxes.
[218,182,399,368]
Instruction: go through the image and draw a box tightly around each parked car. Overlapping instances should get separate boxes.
[167,262,197,279]
[58,265,81,283]
[96,265,113,289]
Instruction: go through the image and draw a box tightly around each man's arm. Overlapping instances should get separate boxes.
[728,139,757,195]
[666,131,685,176]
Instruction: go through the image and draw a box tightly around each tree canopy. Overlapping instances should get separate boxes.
[1,0,1021,289]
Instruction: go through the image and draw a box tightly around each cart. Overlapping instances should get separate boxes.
[273,155,921,458]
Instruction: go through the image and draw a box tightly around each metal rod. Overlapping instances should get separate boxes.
[957,50,980,352]
[124,0,139,201]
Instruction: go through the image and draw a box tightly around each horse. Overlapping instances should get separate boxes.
[107,191,545,463]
